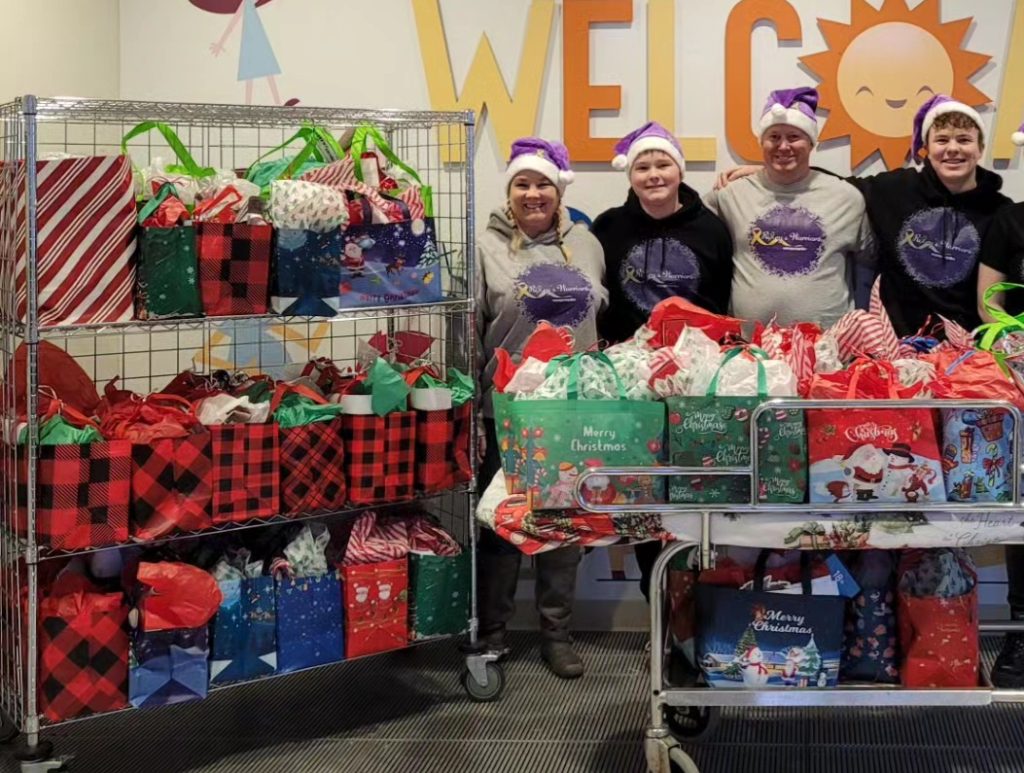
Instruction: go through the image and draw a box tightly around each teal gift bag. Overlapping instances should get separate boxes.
[508,353,666,511]
[666,349,806,505]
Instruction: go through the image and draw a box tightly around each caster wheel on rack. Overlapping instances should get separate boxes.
[15,740,69,772]
[462,662,505,702]
[665,705,720,744]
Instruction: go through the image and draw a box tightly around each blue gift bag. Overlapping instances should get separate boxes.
[840,551,899,684]
[275,573,344,673]
[129,627,210,708]
[941,407,1013,502]
[271,229,343,316]
[337,219,443,309]
[696,552,844,689]
[210,577,277,684]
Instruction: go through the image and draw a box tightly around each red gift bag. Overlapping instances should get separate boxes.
[342,558,409,658]
[897,550,979,688]
[17,441,132,550]
[38,573,129,722]
[807,360,944,505]
[341,412,415,505]
[10,155,136,326]
[196,222,272,316]
[414,403,472,493]
[209,423,280,523]
[130,433,213,540]
[279,419,347,516]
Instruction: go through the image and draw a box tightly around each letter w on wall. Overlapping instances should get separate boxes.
[412,0,556,164]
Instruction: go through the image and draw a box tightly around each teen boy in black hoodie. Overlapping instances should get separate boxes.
[720,95,1011,336]
[592,122,733,601]
[592,122,733,346]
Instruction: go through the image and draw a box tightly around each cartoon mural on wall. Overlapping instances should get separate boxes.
[797,0,988,169]
[188,0,299,106]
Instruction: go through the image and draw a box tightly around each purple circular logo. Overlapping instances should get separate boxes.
[897,207,980,288]
[748,205,827,277]
[621,238,701,313]
[514,263,593,327]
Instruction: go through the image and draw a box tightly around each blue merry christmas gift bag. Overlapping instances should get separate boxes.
[275,572,344,673]
[209,576,277,684]
[696,552,844,689]
[337,219,443,309]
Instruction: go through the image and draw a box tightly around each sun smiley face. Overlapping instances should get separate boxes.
[836,22,954,138]
[801,0,991,169]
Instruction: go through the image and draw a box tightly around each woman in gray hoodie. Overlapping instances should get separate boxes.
[474,137,608,678]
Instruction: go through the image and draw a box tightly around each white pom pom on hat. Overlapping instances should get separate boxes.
[611,154,629,171]
[1014,126,1024,147]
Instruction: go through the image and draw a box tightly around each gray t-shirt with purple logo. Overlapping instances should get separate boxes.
[704,170,873,327]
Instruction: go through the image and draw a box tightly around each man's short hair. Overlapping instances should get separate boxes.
[930,112,983,140]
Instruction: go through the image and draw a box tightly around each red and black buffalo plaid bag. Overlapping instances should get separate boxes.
[415,403,473,493]
[38,573,129,722]
[131,433,213,540]
[273,382,347,515]
[196,222,272,316]
[209,423,280,523]
[341,411,415,505]
[16,412,132,549]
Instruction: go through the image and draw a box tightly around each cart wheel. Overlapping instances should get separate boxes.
[665,705,720,743]
[462,662,505,702]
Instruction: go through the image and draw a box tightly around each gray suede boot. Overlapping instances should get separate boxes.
[535,547,584,679]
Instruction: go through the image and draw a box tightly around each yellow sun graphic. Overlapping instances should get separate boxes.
[800,0,990,169]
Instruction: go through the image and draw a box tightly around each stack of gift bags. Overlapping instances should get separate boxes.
[9,120,442,330]
[29,507,468,723]
[8,331,473,553]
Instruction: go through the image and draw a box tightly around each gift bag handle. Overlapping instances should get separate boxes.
[707,347,769,399]
[137,182,183,225]
[349,124,423,186]
[192,185,244,222]
[544,351,627,401]
[753,549,813,595]
[977,282,1024,351]
[121,121,216,179]
[244,124,344,183]
[269,382,329,414]
[845,358,900,399]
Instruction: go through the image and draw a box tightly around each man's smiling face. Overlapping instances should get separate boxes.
[837,21,954,138]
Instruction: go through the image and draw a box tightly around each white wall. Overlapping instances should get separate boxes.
[1,0,120,103]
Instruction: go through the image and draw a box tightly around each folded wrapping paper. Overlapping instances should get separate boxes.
[269,179,350,233]
[99,393,201,442]
[271,523,331,578]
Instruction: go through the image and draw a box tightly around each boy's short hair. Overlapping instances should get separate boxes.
[930,112,983,142]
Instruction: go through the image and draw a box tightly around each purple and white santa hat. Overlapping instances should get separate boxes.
[912,94,985,161]
[1013,120,1024,147]
[505,137,575,191]
[759,87,820,144]
[611,122,685,173]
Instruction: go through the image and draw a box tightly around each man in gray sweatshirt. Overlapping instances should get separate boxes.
[704,87,874,328]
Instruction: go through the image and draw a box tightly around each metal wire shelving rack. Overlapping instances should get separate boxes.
[0,95,485,770]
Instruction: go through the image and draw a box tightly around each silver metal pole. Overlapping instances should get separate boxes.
[465,112,479,645]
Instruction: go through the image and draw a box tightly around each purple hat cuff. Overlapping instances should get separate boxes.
[759,105,819,144]
[612,136,685,173]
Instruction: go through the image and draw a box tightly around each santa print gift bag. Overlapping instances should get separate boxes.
[807,362,943,505]
[507,353,666,511]
[666,349,806,505]
[342,558,409,658]
[10,155,136,326]
[695,551,845,689]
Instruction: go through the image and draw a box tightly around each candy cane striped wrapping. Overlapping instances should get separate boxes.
[299,157,394,217]
[398,186,426,220]
[342,511,410,566]
[13,156,136,326]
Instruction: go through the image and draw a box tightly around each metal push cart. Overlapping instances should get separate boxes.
[0,95,498,772]
[576,398,1024,773]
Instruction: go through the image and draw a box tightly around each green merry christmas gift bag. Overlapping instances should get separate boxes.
[409,551,470,639]
[508,353,666,511]
[667,349,806,505]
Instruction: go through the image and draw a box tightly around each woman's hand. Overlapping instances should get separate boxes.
[715,165,761,190]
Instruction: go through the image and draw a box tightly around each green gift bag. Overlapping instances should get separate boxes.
[135,184,203,320]
[409,551,470,639]
[508,353,666,511]
[492,391,528,495]
[666,349,806,505]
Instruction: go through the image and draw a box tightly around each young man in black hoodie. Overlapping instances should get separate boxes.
[592,122,733,602]
[720,94,1011,335]
[592,121,733,346]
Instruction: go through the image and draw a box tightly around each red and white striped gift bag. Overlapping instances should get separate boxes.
[12,155,136,326]
[342,511,410,566]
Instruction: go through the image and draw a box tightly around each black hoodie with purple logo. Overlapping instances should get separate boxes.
[592,183,734,344]
[849,161,1011,336]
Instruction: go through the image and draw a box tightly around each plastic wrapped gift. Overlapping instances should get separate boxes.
[269,179,349,233]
